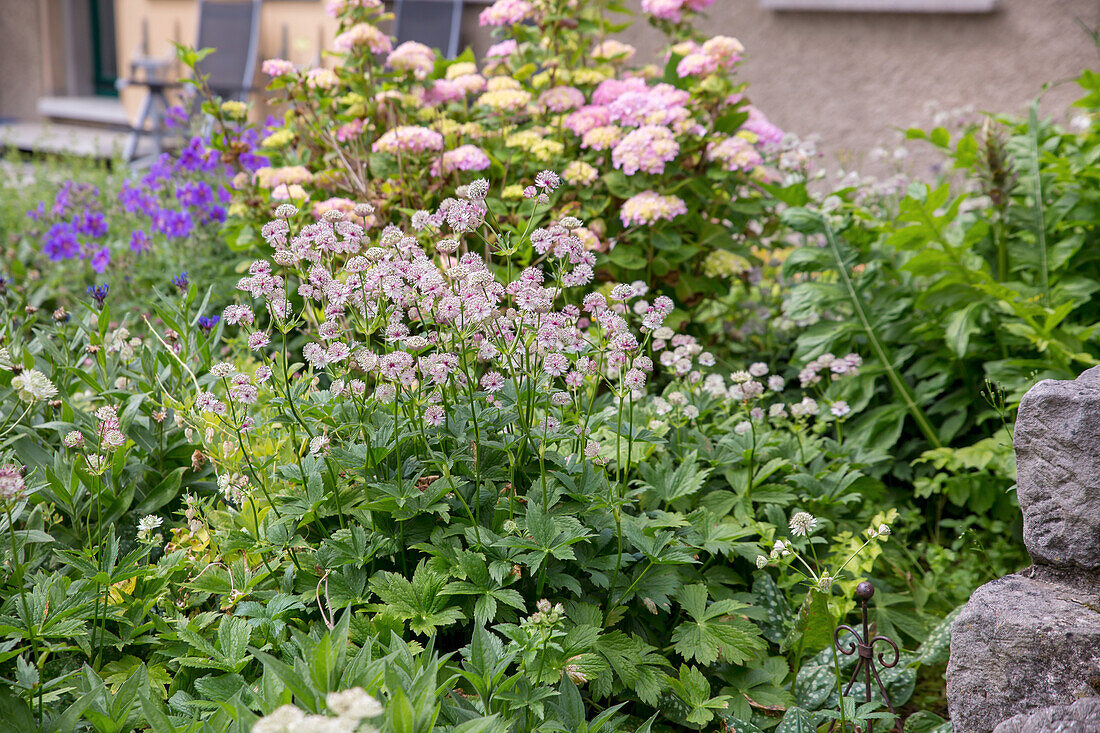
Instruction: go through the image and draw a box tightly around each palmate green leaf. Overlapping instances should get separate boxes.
[500,503,592,573]
[591,630,670,705]
[667,664,735,726]
[370,561,464,636]
[638,451,710,507]
[671,584,766,665]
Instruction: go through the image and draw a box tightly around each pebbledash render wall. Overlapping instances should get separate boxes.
[612,0,1099,167]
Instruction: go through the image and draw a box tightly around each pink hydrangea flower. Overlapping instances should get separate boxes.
[612,126,679,175]
[538,86,586,113]
[742,105,785,147]
[333,22,392,54]
[372,126,445,154]
[486,39,518,59]
[422,79,465,106]
[478,0,533,26]
[620,191,687,227]
[261,58,295,77]
[335,119,365,142]
[386,41,435,79]
[706,135,763,172]
[564,105,612,136]
[430,145,492,177]
[641,0,714,22]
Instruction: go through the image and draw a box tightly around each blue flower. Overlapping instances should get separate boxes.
[118,180,157,216]
[177,137,208,173]
[129,230,151,253]
[74,209,108,239]
[90,246,111,273]
[151,207,193,240]
[171,271,190,292]
[165,104,189,130]
[42,223,80,261]
[87,283,109,309]
[197,314,220,335]
[177,181,214,209]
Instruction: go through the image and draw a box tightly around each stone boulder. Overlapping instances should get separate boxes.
[947,570,1100,732]
[1015,365,1100,570]
[993,697,1100,733]
[948,368,1100,732]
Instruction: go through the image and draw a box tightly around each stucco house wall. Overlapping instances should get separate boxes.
[613,0,1098,165]
[3,0,1096,163]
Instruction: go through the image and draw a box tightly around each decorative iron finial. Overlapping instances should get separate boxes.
[827,581,901,733]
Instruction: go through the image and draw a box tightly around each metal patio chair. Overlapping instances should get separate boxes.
[394,0,464,59]
[122,0,262,162]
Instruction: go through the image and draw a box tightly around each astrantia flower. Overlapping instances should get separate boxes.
[481,371,505,393]
[423,404,446,426]
[0,465,26,503]
[309,434,330,455]
[63,430,85,448]
[137,514,163,533]
[755,555,769,569]
[12,369,58,403]
[830,401,851,417]
[543,353,569,376]
[248,331,271,350]
[789,511,818,536]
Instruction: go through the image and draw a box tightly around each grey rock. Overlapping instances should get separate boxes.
[946,571,1100,733]
[993,697,1100,733]
[1015,365,1100,569]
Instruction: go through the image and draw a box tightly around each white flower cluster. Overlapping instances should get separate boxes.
[252,688,382,733]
